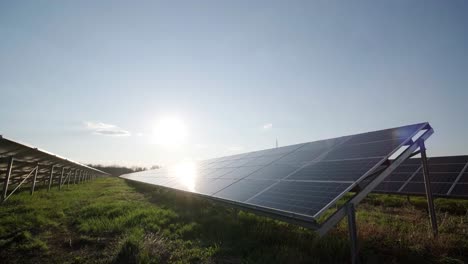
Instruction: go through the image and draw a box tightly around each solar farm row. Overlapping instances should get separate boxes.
[375,156,468,198]
[0,135,108,201]
[121,122,429,221]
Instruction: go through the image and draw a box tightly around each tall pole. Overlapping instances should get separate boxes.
[419,140,438,238]
[347,204,359,264]
[67,168,71,188]
[31,164,39,195]
[48,165,55,191]
[1,157,14,201]
[59,167,65,190]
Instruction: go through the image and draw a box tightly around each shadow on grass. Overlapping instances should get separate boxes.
[125,180,468,264]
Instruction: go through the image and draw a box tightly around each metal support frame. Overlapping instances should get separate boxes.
[73,169,77,184]
[0,136,108,202]
[47,165,55,191]
[1,157,14,201]
[61,168,71,189]
[2,166,38,201]
[59,167,65,190]
[347,204,359,264]
[419,141,438,238]
[31,164,39,195]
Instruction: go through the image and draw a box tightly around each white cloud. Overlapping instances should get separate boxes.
[262,123,273,130]
[84,121,131,137]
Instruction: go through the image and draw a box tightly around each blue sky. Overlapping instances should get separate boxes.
[1,0,467,167]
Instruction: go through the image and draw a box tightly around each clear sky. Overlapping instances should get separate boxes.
[1,0,467,167]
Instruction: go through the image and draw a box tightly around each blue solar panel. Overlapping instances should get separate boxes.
[121,123,429,219]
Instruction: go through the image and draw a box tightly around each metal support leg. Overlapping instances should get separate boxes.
[73,170,77,184]
[48,165,55,191]
[31,164,39,195]
[67,169,71,188]
[1,157,14,202]
[59,167,64,190]
[419,141,438,238]
[347,203,359,264]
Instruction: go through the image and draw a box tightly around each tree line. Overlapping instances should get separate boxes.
[87,164,160,177]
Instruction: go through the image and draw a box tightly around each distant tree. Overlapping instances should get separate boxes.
[87,164,157,177]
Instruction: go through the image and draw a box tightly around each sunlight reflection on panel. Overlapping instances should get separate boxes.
[169,161,198,192]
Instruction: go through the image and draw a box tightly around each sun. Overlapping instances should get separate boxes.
[152,117,188,147]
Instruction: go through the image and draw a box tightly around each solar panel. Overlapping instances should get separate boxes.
[374,155,468,198]
[121,122,430,221]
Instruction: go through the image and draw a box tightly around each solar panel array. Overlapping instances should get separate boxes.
[374,155,468,198]
[0,135,108,200]
[122,123,428,221]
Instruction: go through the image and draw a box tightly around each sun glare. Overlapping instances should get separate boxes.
[152,117,188,147]
[170,161,197,191]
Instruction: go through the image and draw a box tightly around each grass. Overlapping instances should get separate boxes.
[0,177,467,263]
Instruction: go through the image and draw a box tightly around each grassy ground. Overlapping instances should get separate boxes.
[0,177,467,264]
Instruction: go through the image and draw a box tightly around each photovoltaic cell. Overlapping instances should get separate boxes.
[373,181,405,193]
[243,154,285,166]
[213,179,276,202]
[224,158,255,168]
[410,172,459,183]
[193,178,240,195]
[205,167,236,178]
[219,166,264,179]
[247,181,352,217]
[287,158,382,182]
[246,163,301,180]
[400,182,453,196]
[458,173,468,183]
[323,139,405,160]
[451,184,468,197]
[274,149,325,165]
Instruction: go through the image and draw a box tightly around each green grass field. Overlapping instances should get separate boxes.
[0,177,467,263]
